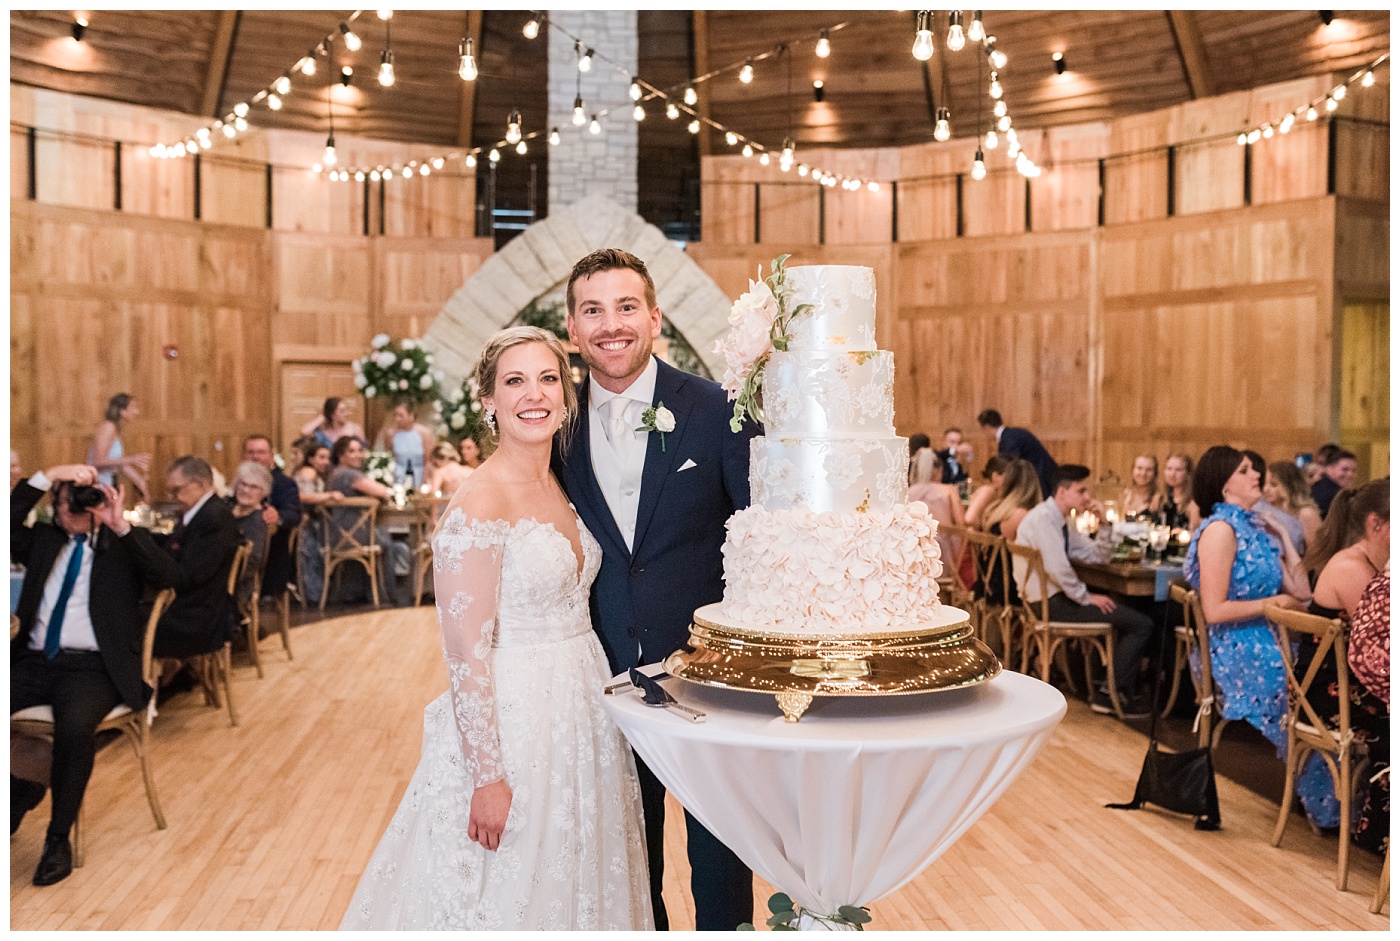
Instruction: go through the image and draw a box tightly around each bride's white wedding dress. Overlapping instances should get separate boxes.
[340,508,653,930]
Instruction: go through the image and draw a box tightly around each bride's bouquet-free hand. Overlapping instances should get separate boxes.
[714,254,812,433]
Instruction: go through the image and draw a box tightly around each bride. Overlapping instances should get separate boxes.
[341,327,653,930]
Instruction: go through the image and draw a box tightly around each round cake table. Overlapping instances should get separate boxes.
[603,667,1066,930]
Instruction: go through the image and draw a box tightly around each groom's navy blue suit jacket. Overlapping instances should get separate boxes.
[555,357,760,677]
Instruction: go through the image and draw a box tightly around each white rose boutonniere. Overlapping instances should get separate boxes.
[637,402,676,452]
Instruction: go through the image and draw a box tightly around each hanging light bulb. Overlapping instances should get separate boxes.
[196,127,211,141]
[629,77,643,101]
[431,156,444,170]
[1246,129,1261,144]
[266,93,282,110]
[173,142,187,157]
[968,11,985,42]
[369,169,381,181]
[742,143,754,157]
[383,167,394,180]
[816,28,831,58]
[913,10,935,61]
[378,50,395,87]
[687,118,700,134]
[488,147,500,163]
[1325,96,1338,112]
[506,109,522,144]
[1332,84,1347,101]
[725,131,739,146]
[572,95,586,126]
[759,152,771,166]
[458,38,478,81]
[987,38,1007,70]
[465,153,477,168]
[739,58,754,84]
[946,11,966,51]
[234,116,249,132]
[311,161,323,173]
[274,75,292,96]
[989,72,1003,99]
[972,149,987,180]
[402,165,414,178]
[797,164,809,177]
[300,53,317,77]
[684,85,698,106]
[1007,140,1019,158]
[590,115,602,135]
[222,123,236,138]
[234,102,250,118]
[1006,127,1017,144]
[1279,113,1295,134]
[516,140,528,155]
[993,99,1007,118]
[548,127,561,146]
[355,170,366,182]
[1237,133,1248,146]
[868,180,880,192]
[377,9,392,20]
[781,137,795,163]
[997,114,1011,132]
[341,65,354,86]
[985,129,998,150]
[1306,105,1319,121]
[1362,70,1375,87]
[323,135,337,166]
[339,24,362,52]
[1261,124,1274,139]
[523,16,540,40]
[578,47,594,73]
[666,102,680,120]
[633,103,646,121]
[934,106,951,141]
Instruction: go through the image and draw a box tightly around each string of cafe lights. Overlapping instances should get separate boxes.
[1235,53,1388,146]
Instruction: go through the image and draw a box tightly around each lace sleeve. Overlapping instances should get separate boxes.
[432,507,511,789]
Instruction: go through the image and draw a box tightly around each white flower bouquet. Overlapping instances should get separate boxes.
[714,254,812,432]
[434,376,487,443]
[363,450,396,488]
[353,334,442,406]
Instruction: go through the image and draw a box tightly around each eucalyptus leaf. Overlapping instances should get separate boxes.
[767,893,794,915]
[838,906,872,924]
[737,924,755,931]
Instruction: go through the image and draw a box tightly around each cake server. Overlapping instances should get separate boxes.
[629,668,705,722]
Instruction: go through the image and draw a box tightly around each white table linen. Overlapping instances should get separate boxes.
[604,668,1065,927]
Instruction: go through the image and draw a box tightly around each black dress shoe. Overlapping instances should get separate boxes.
[33,833,73,886]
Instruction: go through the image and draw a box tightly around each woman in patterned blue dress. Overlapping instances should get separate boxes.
[1185,445,1337,826]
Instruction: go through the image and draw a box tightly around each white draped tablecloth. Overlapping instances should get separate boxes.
[604,667,1065,928]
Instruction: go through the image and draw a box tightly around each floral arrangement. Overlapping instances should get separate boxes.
[363,450,397,488]
[740,892,872,931]
[714,254,812,432]
[434,376,487,444]
[353,334,442,406]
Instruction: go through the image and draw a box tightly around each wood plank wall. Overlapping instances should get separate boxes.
[10,85,493,482]
[693,73,1390,482]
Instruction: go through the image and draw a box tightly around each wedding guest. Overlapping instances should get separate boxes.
[1014,464,1154,716]
[1311,448,1358,518]
[908,448,966,570]
[955,441,976,480]
[964,456,1009,529]
[980,458,1041,544]
[1264,461,1322,555]
[1160,452,1199,531]
[325,437,403,605]
[1298,480,1389,852]
[1120,454,1163,519]
[908,432,930,460]
[425,442,472,497]
[290,439,342,605]
[227,461,271,605]
[1242,449,1302,557]
[10,465,179,885]
[936,428,969,484]
[458,435,483,469]
[1348,566,1390,854]
[372,401,436,486]
[300,397,365,451]
[11,450,24,490]
[1184,446,1332,826]
[977,408,1057,500]
[86,393,150,498]
[242,435,300,602]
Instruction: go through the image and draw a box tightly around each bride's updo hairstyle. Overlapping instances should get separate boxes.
[473,326,579,451]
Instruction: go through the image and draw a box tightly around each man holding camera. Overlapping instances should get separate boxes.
[10,464,180,885]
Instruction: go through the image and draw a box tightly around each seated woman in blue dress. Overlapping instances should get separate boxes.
[1184,445,1337,827]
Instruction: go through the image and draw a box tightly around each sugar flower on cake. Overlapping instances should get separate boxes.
[715,254,814,432]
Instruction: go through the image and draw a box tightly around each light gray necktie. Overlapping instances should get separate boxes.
[604,396,633,452]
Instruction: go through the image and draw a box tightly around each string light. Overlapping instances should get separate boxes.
[946,11,966,52]
[355,170,366,182]
[300,52,317,77]
[739,58,754,83]
[1306,105,1318,121]
[1362,70,1375,87]
[868,180,880,192]
[684,85,698,106]
[815,28,831,58]
[989,72,1002,99]
[629,77,643,101]
[759,152,770,165]
[1279,113,1295,134]
[548,127,560,146]
[633,103,646,121]
[323,135,337,166]
[725,131,739,146]
[378,50,395,87]
[432,156,444,169]
[971,149,987,180]
[515,140,528,155]
[997,114,1011,132]
[687,118,700,134]
[968,11,985,42]
[506,109,522,144]
[369,169,381,181]
[465,153,477,168]
[523,16,540,40]
[572,95,586,126]
[339,23,361,52]
[993,99,1007,118]
[912,10,934,61]
[488,148,500,164]
[267,92,282,110]
[934,106,951,141]
[234,116,248,132]
[1324,96,1338,112]
[275,75,292,96]
[590,115,602,135]
[377,9,392,21]
[458,38,478,81]
[984,129,998,150]
[987,37,1007,70]
[234,102,249,118]
[666,102,680,120]
[742,143,754,157]
[577,44,594,73]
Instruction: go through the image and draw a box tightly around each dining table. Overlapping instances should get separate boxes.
[1071,558,1184,602]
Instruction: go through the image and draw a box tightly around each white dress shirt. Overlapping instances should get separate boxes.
[588,357,658,554]
[1013,497,1109,605]
[28,533,100,653]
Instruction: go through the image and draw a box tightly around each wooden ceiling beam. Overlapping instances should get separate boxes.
[458,10,483,149]
[1166,10,1215,100]
[200,10,240,117]
[693,11,712,158]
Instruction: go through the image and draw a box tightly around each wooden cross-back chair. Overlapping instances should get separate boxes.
[954,527,1016,663]
[1265,603,1370,892]
[1164,581,1231,748]
[164,540,249,728]
[1005,541,1122,718]
[11,588,176,868]
[321,496,385,611]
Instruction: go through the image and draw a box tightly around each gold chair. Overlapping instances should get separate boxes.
[185,540,249,727]
[320,497,384,611]
[1266,603,1369,892]
[1006,542,1122,718]
[11,588,176,868]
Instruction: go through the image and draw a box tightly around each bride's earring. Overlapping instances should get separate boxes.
[484,407,496,434]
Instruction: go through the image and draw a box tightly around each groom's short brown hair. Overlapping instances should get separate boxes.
[566,249,657,315]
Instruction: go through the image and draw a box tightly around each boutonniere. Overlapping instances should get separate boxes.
[637,402,676,452]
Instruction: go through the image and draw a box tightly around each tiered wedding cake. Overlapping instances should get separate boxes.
[701,264,962,636]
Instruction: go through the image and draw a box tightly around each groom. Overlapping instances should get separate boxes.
[555,248,758,930]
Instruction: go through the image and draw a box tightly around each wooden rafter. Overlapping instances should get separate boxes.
[692,11,712,158]
[458,10,483,148]
[200,10,240,117]
[1166,10,1215,100]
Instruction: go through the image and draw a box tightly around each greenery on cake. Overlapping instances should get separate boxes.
[714,254,813,432]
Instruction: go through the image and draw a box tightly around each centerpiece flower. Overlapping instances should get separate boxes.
[354,334,442,406]
[434,376,487,444]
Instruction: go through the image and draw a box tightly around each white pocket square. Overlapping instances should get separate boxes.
[677,459,698,472]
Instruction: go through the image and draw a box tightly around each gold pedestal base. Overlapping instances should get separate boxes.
[663,608,1001,722]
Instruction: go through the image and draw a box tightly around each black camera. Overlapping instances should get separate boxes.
[66,485,107,513]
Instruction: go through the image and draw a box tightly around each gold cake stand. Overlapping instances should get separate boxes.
[663,605,1001,722]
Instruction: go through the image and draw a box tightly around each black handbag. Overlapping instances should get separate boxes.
[1106,594,1222,830]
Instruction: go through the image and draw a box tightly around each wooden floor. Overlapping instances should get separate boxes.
[11,606,1388,930]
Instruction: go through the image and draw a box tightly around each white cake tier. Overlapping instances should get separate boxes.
[719,504,946,635]
[751,435,910,514]
[763,350,895,437]
[785,266,878,353]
